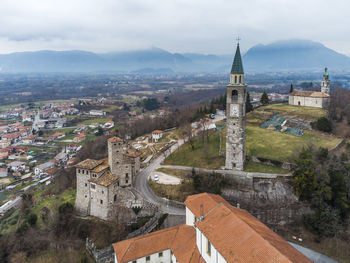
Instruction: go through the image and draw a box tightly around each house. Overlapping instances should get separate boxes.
[103,121,115,129]
[0,168,7,177]
[22,134,38,145]
[89,110,106,116]
[73,133,86,143]
[34,161,56,176]
[54,152,69,163]
[113,193,311,263]
[7,161,26,172]
[66,144,82,154]
[151,130,163,142]
[48,132,65,141]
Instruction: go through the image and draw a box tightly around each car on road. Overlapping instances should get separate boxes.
[154,175,159,181]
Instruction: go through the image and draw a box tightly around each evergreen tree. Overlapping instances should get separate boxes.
[203,105,208,114]
[209,101,216,114]
[260,91,269,105]
[246,92,253,113]
[290,83,294,93]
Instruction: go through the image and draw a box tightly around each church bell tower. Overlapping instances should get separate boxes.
[225,43,246,171]
[321,67,330,94]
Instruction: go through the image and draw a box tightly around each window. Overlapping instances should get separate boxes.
[146,256,150,261]
[85,183,87,187]
[100,199,103,204]
[232,90,238,101]
[132,261,136,263]
[126,179,128,184]
[91,184,95,189]
[102,190,104,194]
[239,75,242,83]
[234,75,237,83]
[159,252,163,257]
[207,239,211,256]
[125,173,129,178]
[114,195,117,202]
[82,170,85,174]
[84,195,87,198]
[78,169,81,173]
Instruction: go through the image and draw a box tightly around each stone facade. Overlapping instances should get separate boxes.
[75,137,140,220]
[289,68,330,108]
[225,44,246,171]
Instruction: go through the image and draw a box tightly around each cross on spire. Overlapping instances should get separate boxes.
[236,36,241,45]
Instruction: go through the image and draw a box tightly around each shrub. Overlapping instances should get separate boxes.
[315,117,332,133]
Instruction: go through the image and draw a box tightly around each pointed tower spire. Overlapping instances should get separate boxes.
[231,44,244,74]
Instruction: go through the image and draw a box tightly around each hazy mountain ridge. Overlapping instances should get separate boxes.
[0,40,349,73]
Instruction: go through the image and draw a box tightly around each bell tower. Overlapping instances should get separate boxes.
[225,42,246,171]
[321,67,330,94]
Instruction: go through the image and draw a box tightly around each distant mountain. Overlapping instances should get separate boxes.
[0,40,349,73]
[243,39,350,72]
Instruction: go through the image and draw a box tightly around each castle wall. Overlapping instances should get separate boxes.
[108,140,123,175]
[90,183,110,220]
[75,168,91,216]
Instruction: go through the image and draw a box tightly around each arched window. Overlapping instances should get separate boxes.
[232,90,238,101]
[239,75,242,83]
[234,76,237,83]
[114,195,117,202]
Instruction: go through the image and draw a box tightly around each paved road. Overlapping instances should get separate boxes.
[134,115,226,215]
[135,142,185,215]
[289,242,339,263]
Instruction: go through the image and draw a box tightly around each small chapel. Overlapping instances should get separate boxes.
[289,68,331,108]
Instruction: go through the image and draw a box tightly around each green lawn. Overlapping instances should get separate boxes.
[263,103,326,119]
[246,125,341,162]
[78,118,112,125]
[164,132,225,169]
[164,124,341,170]
[244,160,290,174]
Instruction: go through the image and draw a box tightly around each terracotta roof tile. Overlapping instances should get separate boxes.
[108,137,123,143]
[75,159,104,170]
[152,130,163,134]
[92,158,109,172]
[113,224,203,263]
[290,90,330,98]
[188,194,311,263]
[89,170,119,187]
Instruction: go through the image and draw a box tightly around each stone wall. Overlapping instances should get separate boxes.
[75,169,91,216]
[222,177,312,228]
[86,238,114,263]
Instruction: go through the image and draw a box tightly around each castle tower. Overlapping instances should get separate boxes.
[108,137,124,175]
[321,67,330,94]
[225,43,246,171]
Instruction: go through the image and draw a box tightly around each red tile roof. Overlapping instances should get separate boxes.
[113,224,203,263]
[290,91,330,98]
[187,193,311,263]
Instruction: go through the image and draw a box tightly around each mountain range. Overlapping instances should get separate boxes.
[0,40,349,73]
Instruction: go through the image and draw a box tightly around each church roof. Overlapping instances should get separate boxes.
[290,91,330,98]
[231,44,244,74]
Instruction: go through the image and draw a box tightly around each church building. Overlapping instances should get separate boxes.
[289,68,331,108]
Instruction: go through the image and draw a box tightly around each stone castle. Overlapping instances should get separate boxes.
[75,137,140,220]
[225,43,247,171]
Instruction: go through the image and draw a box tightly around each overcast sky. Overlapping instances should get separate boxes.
[0,0,349,55]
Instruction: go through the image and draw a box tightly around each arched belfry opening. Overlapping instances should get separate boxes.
[239,75,242,83]
[234,76,237,84]
[232,90,238,102]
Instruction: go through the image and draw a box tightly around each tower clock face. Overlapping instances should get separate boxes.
[230,104,239,117]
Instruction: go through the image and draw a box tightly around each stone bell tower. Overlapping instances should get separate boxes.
[321,67,330,94]
[225,43,246,171]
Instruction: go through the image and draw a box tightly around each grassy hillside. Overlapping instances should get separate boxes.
[164,104,341,170]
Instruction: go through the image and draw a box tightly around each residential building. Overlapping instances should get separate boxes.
[34,161,56,176]
[0,168,7,177]
[151,130,163,142]
[7,161,26,172]
[113,193,311,263]
[89,110,106,116]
